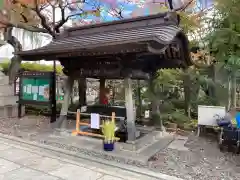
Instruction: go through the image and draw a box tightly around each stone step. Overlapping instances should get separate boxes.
[0,96,18,106]
[0,84,15,96]
[34,134,148,166]
[141,134,175,160]
[0,76,9,85]
[119,131,160,152]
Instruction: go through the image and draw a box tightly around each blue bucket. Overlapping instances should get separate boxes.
[103,142,114,151]
[235,112,240,128]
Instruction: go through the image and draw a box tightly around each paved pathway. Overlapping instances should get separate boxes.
[0,137,163,180]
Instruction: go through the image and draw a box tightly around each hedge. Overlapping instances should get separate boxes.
[0,60,64,117]
[0,61,63,75]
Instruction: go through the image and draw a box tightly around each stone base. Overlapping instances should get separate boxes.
[28,128,174,167]
[0,105,25,118]
[0,72,25,119]
[120,130,160,151]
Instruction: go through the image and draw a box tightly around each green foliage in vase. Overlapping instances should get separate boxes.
[102,120,116,143]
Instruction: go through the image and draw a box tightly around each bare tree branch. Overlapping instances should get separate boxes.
[55,4,90,33]
[0,20,48,33]
[34,0,55,36]
[173,0,195,12]
[54,2,66,33]
[3,27,22,84]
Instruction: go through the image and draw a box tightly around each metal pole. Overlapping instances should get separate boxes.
[51,5,57,123]
[18,73,22,118]
[52,5,56,73]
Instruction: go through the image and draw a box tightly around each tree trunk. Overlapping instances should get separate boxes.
[232,72,237,108]
[4,28,22,85]
[99,78,105,104]
[208,64,217,105]
[52,76,74,129]
[149,73,162,129]
[183,69,191,118]
[149,75,158,116]
[227,75,232,111]
[78,78,87,106]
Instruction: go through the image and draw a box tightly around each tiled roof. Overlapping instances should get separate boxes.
[16,25,182,56]
[15,12,192,67]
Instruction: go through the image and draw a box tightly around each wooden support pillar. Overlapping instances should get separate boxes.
[52,76,74,129]
[99,78,106,104]
[124,77,136,142]
[78,78,87,106]
[137,80,142,119]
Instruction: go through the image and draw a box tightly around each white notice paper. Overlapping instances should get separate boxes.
[145,110,150,118]
[90,113,100,129]
[31,86,38,94]
[23,86,27,93]
[33,94,37,100]
[27,85,32,94]
[81,106,87,112]
[38,86,45,96]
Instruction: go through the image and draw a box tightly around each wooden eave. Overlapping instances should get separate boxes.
[15,12,192,68]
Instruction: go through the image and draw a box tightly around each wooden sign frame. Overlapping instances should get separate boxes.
[18,71,56,122]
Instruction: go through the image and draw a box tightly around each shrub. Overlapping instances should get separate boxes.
[171,99,185,110]
[152,112,161,126]
[160,102,175,112]
[183,119,198,131]
[0,61,63,75]
[162,111,190,128]
[25,104,62,115]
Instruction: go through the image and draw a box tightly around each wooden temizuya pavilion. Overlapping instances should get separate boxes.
[16,12,192,142]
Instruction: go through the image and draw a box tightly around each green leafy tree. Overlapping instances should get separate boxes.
[207,0,240,108]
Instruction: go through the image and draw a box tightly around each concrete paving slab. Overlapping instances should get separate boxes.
[32,175,60,180]
[2,167,48,180]
[49,164,103,180]
[0,149,41,162]
[0,134,183,180]
[18,156,65,172]
[98,175,124,180]
[92,165,158,180]
[0,159,21,174]
[0,144,12,151]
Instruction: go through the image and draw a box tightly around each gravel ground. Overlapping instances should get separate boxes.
[0,116,52,137]
[1,116,240,180]
[149,134,240,180]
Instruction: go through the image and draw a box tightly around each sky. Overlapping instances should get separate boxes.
[0,0,213,62]
[68,0,213,24]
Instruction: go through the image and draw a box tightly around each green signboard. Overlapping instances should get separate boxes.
[22,77,50,102]
[19,71,54,105]
[21,78,64,102]
[18,71,57,122]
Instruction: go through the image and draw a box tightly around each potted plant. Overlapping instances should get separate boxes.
[102,119,116,151]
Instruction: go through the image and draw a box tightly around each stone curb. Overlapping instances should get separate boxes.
[0,133,184,180]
